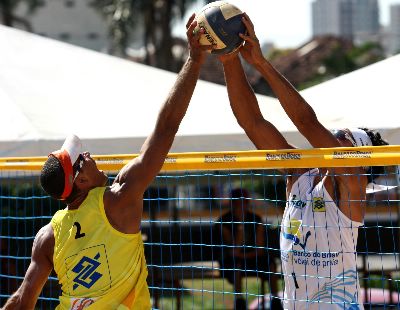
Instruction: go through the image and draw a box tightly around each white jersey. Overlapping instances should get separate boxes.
[280,168,364,310]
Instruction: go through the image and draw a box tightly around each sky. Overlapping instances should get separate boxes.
[175,0,400,48]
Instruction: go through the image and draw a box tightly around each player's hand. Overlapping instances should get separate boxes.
[239,13,264,66]
[186,13,212,64]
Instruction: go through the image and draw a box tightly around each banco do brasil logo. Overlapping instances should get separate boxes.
[72,253,103,290]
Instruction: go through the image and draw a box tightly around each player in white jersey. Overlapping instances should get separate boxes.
[218,13,389,310]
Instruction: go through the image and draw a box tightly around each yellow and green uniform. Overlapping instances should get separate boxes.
[51,187,151,309]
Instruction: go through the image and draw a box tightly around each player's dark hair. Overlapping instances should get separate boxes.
[40,156,65,199]
[40,156,80,202]
[360,127,389,183]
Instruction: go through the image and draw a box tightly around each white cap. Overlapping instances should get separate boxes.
[348,128,372,147]
[49,134,82,200]
[60,134,82,165]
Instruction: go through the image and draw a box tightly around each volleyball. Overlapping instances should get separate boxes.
[195,1,245,54]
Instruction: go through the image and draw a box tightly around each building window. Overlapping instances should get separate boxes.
[64,0,75,8]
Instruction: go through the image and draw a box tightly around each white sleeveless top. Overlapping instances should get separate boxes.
[280,168,364,310]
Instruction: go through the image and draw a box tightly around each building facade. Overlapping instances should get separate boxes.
[16,0,108,52]
[312,0,380,44]
[312,0,353,40]
[388,4,400,55]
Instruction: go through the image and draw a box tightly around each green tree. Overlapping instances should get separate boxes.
[0,0,43,31]
[90,0,200,70]
[322,42,384,77]
[299,41,385,90]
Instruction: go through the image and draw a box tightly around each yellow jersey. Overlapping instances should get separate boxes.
[51,187,151,309]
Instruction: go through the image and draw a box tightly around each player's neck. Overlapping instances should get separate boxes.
[67,191,89,210]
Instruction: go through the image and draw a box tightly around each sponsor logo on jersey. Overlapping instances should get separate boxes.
[65,244,111,294]
[282,218,311,250]
[72,253,103,290]
[71,298,96,310]
[282,219,302,243]
[312,197,326,212]
[288,194,307,210]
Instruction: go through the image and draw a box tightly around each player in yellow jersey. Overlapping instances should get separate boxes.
[2,14,211,310]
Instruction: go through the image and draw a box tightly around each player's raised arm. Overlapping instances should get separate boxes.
[219,53,292,151]
[239,13,339,149]
[110,14,209,207]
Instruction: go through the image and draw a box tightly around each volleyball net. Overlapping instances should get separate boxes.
[1,146,400,309]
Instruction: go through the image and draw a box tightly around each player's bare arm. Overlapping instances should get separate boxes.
[239,13,339,150]
[237,13,367,197]
[2,224,54,310]
[104,14,209,233]
[220,55,292,152]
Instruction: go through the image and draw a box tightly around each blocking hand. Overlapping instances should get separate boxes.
[186,13,213,64]
[239,13,264,66]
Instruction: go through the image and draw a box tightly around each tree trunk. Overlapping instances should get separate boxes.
[143,1,155,66]
[155,0,173,70]
[0,0,13,26]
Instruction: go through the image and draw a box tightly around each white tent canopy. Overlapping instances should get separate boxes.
[0,25,399,157]
[301,53,400,144]
[0,25,294,156]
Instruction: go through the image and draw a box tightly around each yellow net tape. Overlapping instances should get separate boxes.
[1,145,400,171]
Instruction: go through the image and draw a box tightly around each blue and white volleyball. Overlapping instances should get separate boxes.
[195,1,245,54]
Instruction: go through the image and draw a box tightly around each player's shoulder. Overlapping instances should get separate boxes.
[35,223,54,244]
[286,167,317,191]
[337,167,368,193]
[32,223,54,263]
[103,183,122,205]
